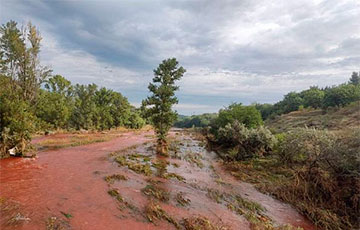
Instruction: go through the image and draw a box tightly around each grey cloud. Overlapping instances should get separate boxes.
[1,0,359,114]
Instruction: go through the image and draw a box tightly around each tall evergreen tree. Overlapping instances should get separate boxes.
[349,71,360,85]
[142,58,185,155]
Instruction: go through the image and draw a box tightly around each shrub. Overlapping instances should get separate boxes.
[276,128,335,165]
[274,128,360,229]
[211,103,263,137]
[216,121,277,160]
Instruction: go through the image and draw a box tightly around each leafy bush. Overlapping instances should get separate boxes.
[216,121,277,160]
[211,103,263,137]
[274,128,360,229]
[276,128,335,165]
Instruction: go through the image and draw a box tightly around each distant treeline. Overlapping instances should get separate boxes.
[0,21,144,157]
[255,72,360,120]
[174,113,217,128]
[175,72,360,128]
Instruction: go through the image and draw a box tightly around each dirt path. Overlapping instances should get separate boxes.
[0,130,315,230]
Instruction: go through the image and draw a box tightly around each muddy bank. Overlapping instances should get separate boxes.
[0,130,315,230]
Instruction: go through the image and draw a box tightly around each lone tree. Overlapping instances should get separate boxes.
[349,71,360,85]
[142,58,185,155]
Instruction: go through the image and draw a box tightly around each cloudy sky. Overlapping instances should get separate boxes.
[1,0,359,115]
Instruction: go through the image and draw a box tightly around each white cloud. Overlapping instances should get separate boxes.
[1,0,359,114]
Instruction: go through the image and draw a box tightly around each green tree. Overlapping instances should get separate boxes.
[142,58,185,155]
[349,71,360,85]
[212,103,263,132]
[71,84,98,130]
[301,86,325,109]
[0,75,35,157]
[94,87,115,130]
[323,84,360,108]
[279,92,304,113]
[36,75,73,129]
[0,21,50,156]
[110,91,132,127]
[0,21,51,103]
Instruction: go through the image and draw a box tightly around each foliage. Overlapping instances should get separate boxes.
[0,20,145,157]
[322,83,360,108]
[142,58,185,154]
[225,127,360,229]
[212,103,263,134]
[174,113,217,128]
[254,103,275,120]
[274,128,360,229]
[300,86,324,109]
[215,121,277,160]
[0,20,50,156]
[36,75,74,129]
[0,76,36,157]
[255,73,360,120]
[349,71,359,85]
[276,128,335,165]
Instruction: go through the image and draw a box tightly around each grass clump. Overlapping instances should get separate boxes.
[184,152,204,168]
[46,216,70,230]
[206,188,224,204]
[152,159,169,176]
[104,174,127,184]
[127,162,152,176]
[128,153,151,162]
[182,216,229,230]
[145,201,180,228]
[176,192,191,207]
[108,189,124,202]
[142,184,170,202]
[163,172,185,182]
[114,154,153,176]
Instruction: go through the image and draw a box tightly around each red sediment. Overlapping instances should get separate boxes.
[0,130,316,230]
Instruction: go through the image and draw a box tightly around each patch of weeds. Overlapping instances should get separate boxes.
[7,213,31,225]
[0,197,30,226]
[127,162,152,176]
[142,184,170,202]
[184,152,204,168]
[182,215,229,230]
[46,216,70,230]
[60,211,72,219]
[152,159,169,176]
[108,189,124,202]
[163,172,185,182]
[234,195,264,213]
[115,156,127,166]
[214,178,229,185]
[176,192,191,207]
[145,201,180,229]
[113,152,153,176]
[206,188,224,204]
[146,178,163,185]
[128,153,151,162]
[104,174,127,184]
[107,189,138,211]
[172,162,180,168]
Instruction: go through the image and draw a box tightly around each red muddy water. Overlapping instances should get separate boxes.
[0,130,316,230]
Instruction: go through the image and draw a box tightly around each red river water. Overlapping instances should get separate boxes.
[0,130,316,230]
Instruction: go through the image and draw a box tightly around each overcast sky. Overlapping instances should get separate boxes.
[1,0,359,115]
